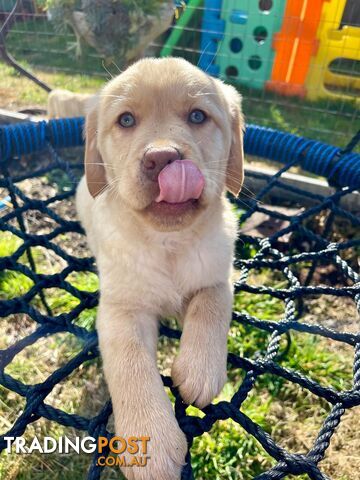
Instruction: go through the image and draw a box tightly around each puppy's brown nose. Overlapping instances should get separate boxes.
[142,146,181,181]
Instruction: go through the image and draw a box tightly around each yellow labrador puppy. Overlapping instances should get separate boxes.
[76,57,244,480]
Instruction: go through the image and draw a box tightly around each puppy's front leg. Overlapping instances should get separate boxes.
[172,282,232,408]
[97,301,187,480]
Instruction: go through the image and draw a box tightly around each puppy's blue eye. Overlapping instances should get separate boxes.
[118,112,135,128]
[188,109,207,124]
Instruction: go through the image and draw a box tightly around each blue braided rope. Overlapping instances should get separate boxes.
[1,120,360,189]
[0,118,84,160]
[0,119,359,479]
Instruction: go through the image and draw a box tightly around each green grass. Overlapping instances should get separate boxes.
[1,16,359,149]
[0,61,104,109]
[240,88,359,148]
[0,223,356,479]
[0,230,103,478]
[0,231,98,328]
[7,18,106,76]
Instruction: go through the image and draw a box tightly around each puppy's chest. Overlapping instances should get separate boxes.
[164,242,222,297]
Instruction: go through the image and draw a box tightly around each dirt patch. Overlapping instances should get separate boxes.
[304,295,359,336]
[321,407,360,479]
[1,168,359,479]
[271,400,360,480]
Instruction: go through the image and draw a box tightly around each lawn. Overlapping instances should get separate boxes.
[0,193,358,479]
[1,17,359,148]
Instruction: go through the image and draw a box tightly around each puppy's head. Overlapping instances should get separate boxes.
[85,57,244,231]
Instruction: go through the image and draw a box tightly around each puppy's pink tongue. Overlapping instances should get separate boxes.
[156,159,204,204]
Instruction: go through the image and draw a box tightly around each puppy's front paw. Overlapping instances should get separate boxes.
[117,404,187,480]
[172,347,227,408]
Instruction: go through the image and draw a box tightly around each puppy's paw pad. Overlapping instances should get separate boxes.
[172,353,227,408]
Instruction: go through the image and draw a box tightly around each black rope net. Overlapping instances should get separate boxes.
[0,120,359,480]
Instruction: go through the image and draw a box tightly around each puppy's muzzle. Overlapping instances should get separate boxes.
[142,146,181,182]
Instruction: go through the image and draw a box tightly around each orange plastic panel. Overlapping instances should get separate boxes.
[266,0,329,97]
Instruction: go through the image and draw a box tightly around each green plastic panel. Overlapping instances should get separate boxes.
[216,0,286,89]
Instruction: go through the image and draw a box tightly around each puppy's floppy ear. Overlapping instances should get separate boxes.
[222,84,245,197]
[84,99,107,197]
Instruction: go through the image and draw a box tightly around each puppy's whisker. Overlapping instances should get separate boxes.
[86,162,116,170]
[240,185,258,197]
[204,177,251,209]
[204,37,223,74]
[222,170,260,199]
[107,183,120,201]
[203,158,232,166]
[102,60,115,79]
[203,177,227,201]
[204,157,251,191]
[94,174,122,198]
[203,167,262,204]
[188,91,220,99]
[197,40,211,69]
[98,94,128,110]
[99,94,126,100]
[206,179,251,209]
[111,60,124,74]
